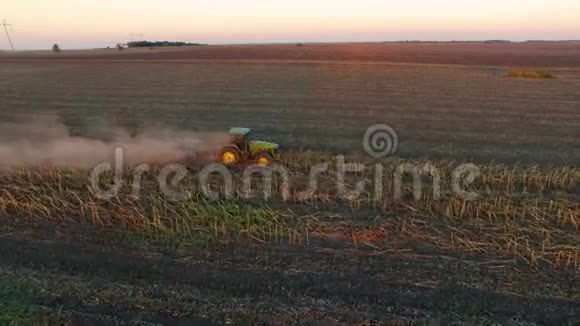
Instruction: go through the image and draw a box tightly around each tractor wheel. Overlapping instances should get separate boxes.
[254,152,273,167]
[219,147,241,165]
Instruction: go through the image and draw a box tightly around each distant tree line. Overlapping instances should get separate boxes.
[482,40,512,43]
[127,41,206,48]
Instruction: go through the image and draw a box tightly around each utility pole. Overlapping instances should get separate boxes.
[2,19,15,50]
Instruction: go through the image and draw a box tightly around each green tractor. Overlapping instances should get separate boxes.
[219,128,279,166]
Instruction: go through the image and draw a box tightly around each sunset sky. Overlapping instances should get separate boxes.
[3,0,580,50]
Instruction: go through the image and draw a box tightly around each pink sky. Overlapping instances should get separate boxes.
[3,0,580,50]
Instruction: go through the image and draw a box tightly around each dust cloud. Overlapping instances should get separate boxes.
[0,115,230,170]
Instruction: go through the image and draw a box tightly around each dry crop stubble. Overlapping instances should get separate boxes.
[0,152,577,268]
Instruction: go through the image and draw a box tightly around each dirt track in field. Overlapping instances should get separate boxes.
[2,42,580,67]
[0,221,577,325]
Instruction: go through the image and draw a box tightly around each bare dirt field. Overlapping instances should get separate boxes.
[0,43,578,324]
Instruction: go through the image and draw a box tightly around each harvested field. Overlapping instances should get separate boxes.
[0,44,579,324]
[2,42,580,67]
[0,60,579,164]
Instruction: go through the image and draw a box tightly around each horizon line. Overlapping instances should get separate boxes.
[4,39,580,52]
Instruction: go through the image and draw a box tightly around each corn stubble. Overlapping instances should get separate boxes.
[0,153,577,269]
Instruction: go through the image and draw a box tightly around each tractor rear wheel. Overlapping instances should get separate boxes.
[219,147,241,165]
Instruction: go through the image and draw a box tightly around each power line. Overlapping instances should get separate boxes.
[2,19,15,50]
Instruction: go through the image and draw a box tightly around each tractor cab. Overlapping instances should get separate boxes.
[219,127,279,166]
[229,127,252,150]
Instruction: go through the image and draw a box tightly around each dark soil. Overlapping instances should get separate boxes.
[0,220,577,325]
